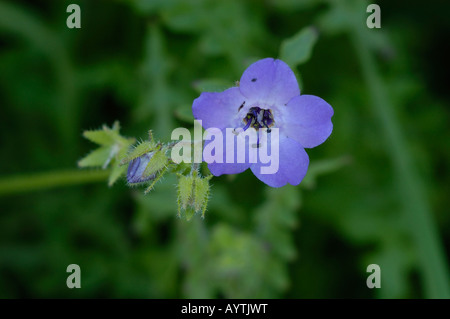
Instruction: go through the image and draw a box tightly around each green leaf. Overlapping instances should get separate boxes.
[82,122,125,146]
[83,129,116,146]
[77,146,112,168]
[279,26,319,67]
[108,163,127,186]
[82,122,134,150]
[79,122,135,183]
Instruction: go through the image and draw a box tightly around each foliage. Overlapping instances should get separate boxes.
[0,0,449,298]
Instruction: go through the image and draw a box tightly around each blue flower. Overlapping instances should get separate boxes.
[192,58,334,187]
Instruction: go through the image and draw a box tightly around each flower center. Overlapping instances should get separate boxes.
[242,107,274,132]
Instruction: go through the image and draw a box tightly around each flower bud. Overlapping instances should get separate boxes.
[127,151,156,184]
[126,150,169,185]
[177,171,212,220]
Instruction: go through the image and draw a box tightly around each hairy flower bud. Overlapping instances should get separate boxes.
[177,171,212,220]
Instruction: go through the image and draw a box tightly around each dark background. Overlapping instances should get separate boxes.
[0,0,449,298]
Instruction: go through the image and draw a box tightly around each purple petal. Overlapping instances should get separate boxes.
[250,137,309,187]
[208,159,251,176]
[127,152,156,184]
[239,58,300,106]
[281,95,333,148]
[192,87,245,130]
[204,128,254,176]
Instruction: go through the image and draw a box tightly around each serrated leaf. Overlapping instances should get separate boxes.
[83,129,118,146]
[279,26,319,67]
[78,146,112,168]
[82,122,132,147]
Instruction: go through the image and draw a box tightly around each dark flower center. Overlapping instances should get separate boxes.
[242,107,274,132]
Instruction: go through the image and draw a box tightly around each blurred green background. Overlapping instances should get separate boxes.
[0,0,449,298]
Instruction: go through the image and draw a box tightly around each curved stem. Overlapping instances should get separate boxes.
[0,169,110,197]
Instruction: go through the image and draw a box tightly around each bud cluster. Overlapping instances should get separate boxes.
[79,123,212,220]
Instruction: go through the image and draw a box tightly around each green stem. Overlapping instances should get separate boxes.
[0,169,110,196]
[351,16,450,298]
